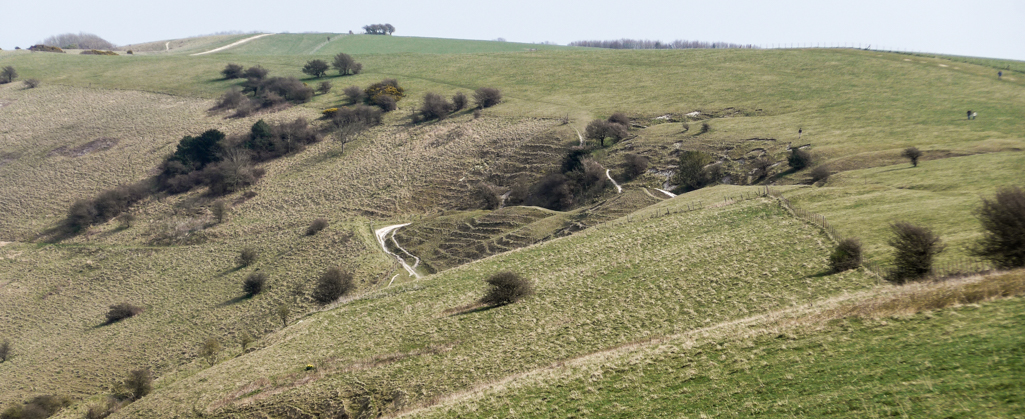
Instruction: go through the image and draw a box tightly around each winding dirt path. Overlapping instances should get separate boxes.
[654,188,676,198]
[309,35,340,54]
[191,34,273,56]
[572,126,584,146]
[605,169,622,193]
[375,224,421,280]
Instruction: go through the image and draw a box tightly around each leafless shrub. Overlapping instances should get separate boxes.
[330,105,382,142]
[276,304,290,327]
[585,119,627,146]
[470,184,500,210]
[221,63,244,79]
[211,200,228,223]
[622,154,649,180]
[306,218,329,235]
[317,81,332,95]
[312,267,354,303]
[809,165,831,184]
[452,91,467,111]
[902,146,922,167]
[418,92,453,121]
[607,112,629,126]
[2,394,72,419]
[116,213,135,229]
[237,247,258,267]
[788,148,812,170]
[830,238,862,273]
[301,59,329,78]
[43,32,115,49]
[240,332,254,353]
[123,369,152,400]
[673,151,714,192]
[343,85,365,103]
[887,221,945,283]
[23,78,40,88]
[1,66,17,84]
[750,157,772,181]
[243,66,268,81]
[243,272,267,296]
[85,397,120,419]
[480,271,533,306]
[0,339,10,362]
[525,173,574,211]
[971,186,1025,268]
[374,94,397,112]
[105,303,142,324]
[199,338,221,366]
[473,87,502,108]
[215,88,247,110]
[698,121,710,135]
[332,53,362,75]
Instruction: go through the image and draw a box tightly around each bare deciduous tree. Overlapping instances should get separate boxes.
[332,53,362,76]
[902,147,922,167]
[1,66,17,84]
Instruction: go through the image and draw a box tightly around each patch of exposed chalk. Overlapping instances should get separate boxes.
[191,34,273,56]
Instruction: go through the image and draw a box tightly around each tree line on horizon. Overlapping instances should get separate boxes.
[569,39,759,50]
[363,24,395,35]
[40,32,115,50]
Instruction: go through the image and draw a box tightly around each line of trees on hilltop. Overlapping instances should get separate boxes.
[569,39,759,50]
[41,32,115,50]
[363,24,395,35]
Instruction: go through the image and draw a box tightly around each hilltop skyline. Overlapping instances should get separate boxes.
[1,0,1023,61]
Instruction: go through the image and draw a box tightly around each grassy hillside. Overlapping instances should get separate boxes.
[110,197,877,417]
[224,34,571,56]
[119,34,258,55]
[0,34,1023,417]
[0,82,315,240]
[413,272,1025,418]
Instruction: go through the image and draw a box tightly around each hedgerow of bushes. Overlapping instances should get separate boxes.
[28,44,65,53]
[1,395,71,419]
[213,65,314,117]
[80,50,118,56]
[58,118,323,237]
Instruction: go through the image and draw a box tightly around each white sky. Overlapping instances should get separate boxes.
[2,0,1023,60]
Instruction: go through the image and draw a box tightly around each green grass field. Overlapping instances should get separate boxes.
[413,275,1025,418]
[224,33,572,56]
[0,33,1023,418]
[111,198,877,417]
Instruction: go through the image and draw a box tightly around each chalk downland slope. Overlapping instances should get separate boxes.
[0,35,1022,417]
[114,197,879,417]
[413,270,1025,418]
